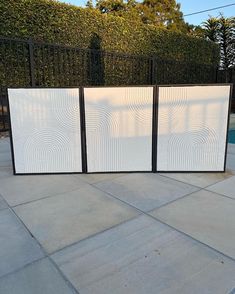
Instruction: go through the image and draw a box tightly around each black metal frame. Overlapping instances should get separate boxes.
[7,84,232,175]
[6,92,16,175]
[79,87,88,173]
[152,85,158,172]
[224,83,234,171]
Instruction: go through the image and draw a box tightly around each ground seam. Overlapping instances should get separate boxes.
[92,184,235,263]
[4,206,80,294]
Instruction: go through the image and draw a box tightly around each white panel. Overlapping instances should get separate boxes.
[8,88,82,173]
[157,85,230,171]
[84,87,153,172]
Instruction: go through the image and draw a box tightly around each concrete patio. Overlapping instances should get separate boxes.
[0,136,235,294]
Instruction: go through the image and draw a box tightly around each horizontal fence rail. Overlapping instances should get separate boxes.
[0,36,234,132]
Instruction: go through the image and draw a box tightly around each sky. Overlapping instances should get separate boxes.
[59,0,235,25]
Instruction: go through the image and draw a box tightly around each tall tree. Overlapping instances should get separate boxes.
[96,0,187,32]
[141,0,184,29]
[218,16,235,68]
[96,0,136,15]
[202,17,219,42]
[202,16,235,68]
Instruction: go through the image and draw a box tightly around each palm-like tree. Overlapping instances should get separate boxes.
[218,15,235,68]
[202,17,220,42]
[202,15,235,69]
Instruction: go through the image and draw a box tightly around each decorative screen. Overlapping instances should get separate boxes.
[8,88,82,174]
[8,85,230,174]
[84,87,154,172]
[156,85,231,172]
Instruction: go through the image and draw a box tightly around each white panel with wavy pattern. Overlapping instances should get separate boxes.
[84,87,153,172]
[157,85,230,171]
[8,88,82,173]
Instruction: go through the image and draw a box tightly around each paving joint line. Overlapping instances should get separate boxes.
[1,184,235,291]
[8,200,141,291]
[202,176,235,190]
[158,174,206,189]
[149,213,235,263]
[92,181,202,215]
[1,169,235,287]
[146,188,204,212]
[48,213,142,256]
[0,256,46,281]
[92,184,235,263]
[159,172,234,190]
[72,173,129,184]
[5,206,80,294]
[11,185,90,209]
[203,188,235,201]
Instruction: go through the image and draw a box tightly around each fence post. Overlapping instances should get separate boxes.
[151,56,156,85]
[215,66,218,83]
[229,67,233,83]
[28,39,36,87]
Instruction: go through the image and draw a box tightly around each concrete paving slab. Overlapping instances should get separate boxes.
[0,174,88,206]
[0,209,44,278]
[226,153,235,171]
[0,195,8,210]
[0,160,12,168]
[0,142,11,153]
[94,173,199,212]
[151,190,235,259]
[73,173,126,184]
[0,258,76,294]
[14,185,139,253]
[0,167,13,179]
[0,140,11,168]
[160,172,233,188]
[0,150,11,167]
[206,176,235,199]
[227,143,235,154]
[52,215,235,294]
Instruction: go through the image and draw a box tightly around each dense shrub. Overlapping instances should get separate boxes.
[0,0,219,65]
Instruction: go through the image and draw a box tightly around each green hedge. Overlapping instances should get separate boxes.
[0,0,219,65]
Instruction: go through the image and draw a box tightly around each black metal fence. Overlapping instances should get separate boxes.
[0,36,233,132]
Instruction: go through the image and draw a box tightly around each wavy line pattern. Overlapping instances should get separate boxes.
[157,86,230,171]
[8,88,82,173]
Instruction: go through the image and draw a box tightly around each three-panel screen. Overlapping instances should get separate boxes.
[8,85,231,174]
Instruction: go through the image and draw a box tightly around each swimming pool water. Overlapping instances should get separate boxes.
[228,130,235,144]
